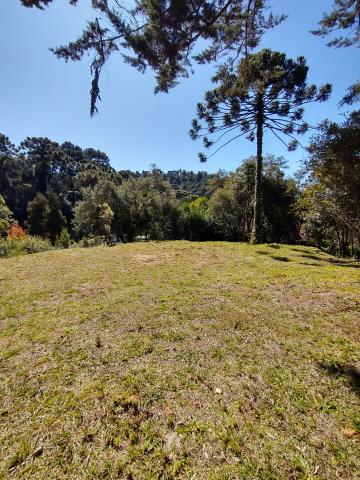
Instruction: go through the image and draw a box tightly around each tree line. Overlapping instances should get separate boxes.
[17,1,359,247]
[2,1,359,256]
[1,117,359,256]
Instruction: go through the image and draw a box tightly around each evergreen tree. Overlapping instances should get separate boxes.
[98,202,114,240]
[209,157,299,243]
[56,228,71,249]
[313,0,360,105]
[21,0,284,115]
[180,197,213,241]
[20,137,63,194]
[0,195,14,237]
[27,193,50,237]
[190,49,331,242]
[300,110,360,255]
[313,0,360,48]
[47,191,67,243]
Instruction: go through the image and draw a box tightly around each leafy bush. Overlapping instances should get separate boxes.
[20,236,53,254]
[0,236,52,258]
[56,229,71,249]
[79,235,104,248]
[7,224,27,240]
[0,240,12,258]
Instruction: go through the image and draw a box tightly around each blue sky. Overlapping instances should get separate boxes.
[0,0,357,174]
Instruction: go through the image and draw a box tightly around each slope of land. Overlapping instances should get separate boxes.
[0,242,359,479]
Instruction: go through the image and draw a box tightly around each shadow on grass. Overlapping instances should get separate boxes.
[299,253,323,261]
[299,262,324,267]
[267,244,281,249]
[299,257,360,269]
[256,250,270,255]
[270,256,291,262]
[327,258,360,268]
[291,247,312,254]
[319,361,360,396]
[290,248,360,269]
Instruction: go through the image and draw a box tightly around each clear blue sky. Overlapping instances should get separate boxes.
[0,0,357,174]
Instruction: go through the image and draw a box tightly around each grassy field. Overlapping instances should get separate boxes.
[0,241,359,479]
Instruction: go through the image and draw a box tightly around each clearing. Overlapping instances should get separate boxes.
[0,241,359,479]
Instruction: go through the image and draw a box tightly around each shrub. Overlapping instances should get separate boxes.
[56,229,71,249]
[79,235,103,248]
[7,224,27,240]
[0,236,52,258]
[20,236,53,254]
[0,240,11,258]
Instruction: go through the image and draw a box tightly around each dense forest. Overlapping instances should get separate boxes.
[1,109,359,257]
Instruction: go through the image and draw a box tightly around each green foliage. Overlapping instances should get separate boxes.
[0,133,33,224]
[0,135,117,228]
[3,124,358,255]
[180,197,214,241]
[299,110,360,256]
[73,180,119,238]
[191,48,331,243]
[26,1,284,114]
[164,169,221,200]
[118,173,179,240]
[47,191,67,242]
[56,228,71,249]
[21,0,76,7]
[20,137,62,194]
[313,0,360,48]
[78,235,103,248]
[26,191,67,243]
[191,49,331,159]
[209,156,300,243]
[0,195,14,237]
[0,240,11,257]
[312,0,359,105]
[27,193,50,237]
[98,202,114,237]
[0,236,52,258]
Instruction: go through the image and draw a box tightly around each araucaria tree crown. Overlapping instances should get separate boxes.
[190,49,331,242]
[21,0,284,115]
[190,49,331,160]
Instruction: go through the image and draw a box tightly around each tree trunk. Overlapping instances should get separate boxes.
[251,94,264,244]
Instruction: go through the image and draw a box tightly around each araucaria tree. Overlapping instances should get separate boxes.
[190,49,331,243]
[312,0,360,105]
[21,0,284,115]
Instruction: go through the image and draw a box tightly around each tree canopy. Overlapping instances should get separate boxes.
[20,0,284,115]
[190,49,331,242]
[313,0,360,105]
[313,0,360,48]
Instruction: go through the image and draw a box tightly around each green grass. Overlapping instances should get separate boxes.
[0,241,359,479]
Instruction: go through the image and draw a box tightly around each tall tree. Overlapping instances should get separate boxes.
[27,192,50,237]
[20,0,284,115]
[300,109,360,255]
[20,137,63,194]
[98,202,114,240]
[0,195,14,237]
[190,49,331,242]
[209,156,299,243]
[0,134,34,223]
[47,191,67,243]
[312,0,360,105]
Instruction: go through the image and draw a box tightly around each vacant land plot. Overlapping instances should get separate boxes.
[0,242,359,479]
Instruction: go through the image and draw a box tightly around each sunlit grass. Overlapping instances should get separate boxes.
[0,241,359,479]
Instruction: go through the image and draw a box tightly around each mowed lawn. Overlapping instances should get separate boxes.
[0,242,359,479]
